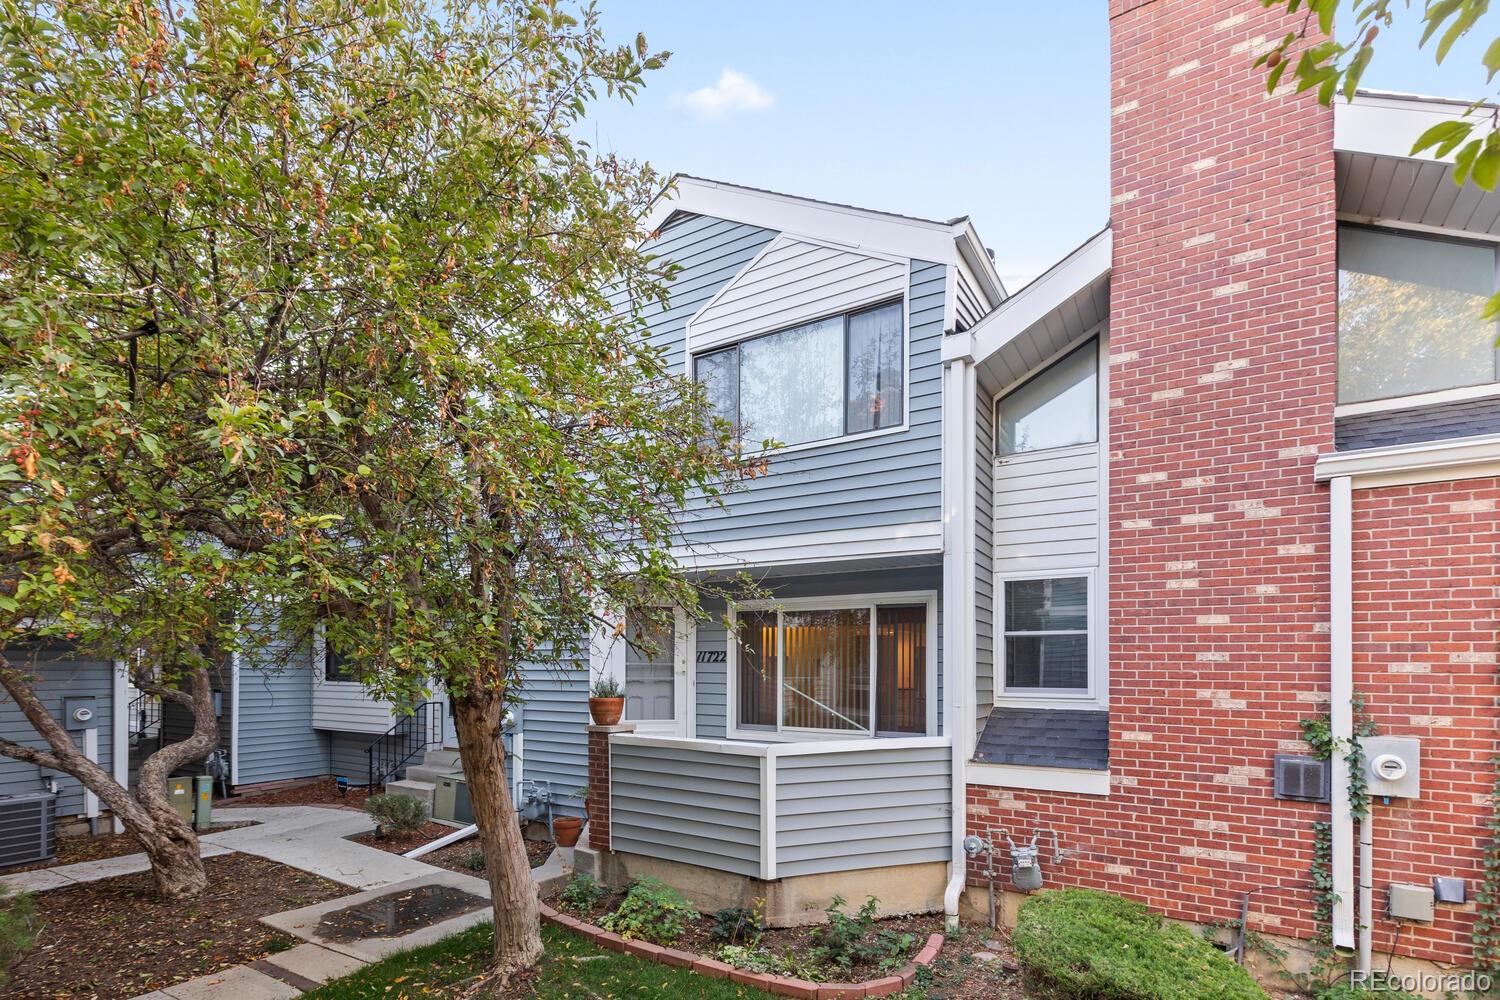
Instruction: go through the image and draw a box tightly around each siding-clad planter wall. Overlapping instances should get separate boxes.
[517,658,589,817]
[774,744,950,877]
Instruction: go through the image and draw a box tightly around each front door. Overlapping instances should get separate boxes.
[622,609,689,737]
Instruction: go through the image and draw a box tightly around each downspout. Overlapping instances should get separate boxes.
[1329,475,1356,951]
[940,355,976,927]
[110,660,128,834]
[229,650,241,788]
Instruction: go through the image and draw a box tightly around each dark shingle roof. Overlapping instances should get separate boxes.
[974,707,1109,771]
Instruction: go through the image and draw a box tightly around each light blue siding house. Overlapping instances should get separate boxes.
[554,177,1007,924]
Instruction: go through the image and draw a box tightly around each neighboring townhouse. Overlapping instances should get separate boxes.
[951,0,1500,981]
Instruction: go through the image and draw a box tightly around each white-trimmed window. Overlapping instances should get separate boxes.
[1338,224,1500,404]
[999,574,1092,695]
[695,300,905,448]
[996,339,1098,456]
[731,594,935,737]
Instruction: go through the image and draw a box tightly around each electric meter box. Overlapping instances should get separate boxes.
[62,697,97,731]
[1360,736,1421,799]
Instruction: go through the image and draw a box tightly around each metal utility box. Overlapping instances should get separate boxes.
[1273,754,1330,802]
[432,773,473,825]
[62,697,97,731]
[1361,736,1421,799]
[193,775,214,831]
[0,792,56,868]
[166,776,195,824]
[1389,883,1435,922]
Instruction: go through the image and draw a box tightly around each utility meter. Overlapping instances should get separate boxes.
[62,697,97,732]
[1010,841,1043,891]
[1360,736,1421,799]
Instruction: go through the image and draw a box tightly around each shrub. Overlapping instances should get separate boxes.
[559,873,606,913]
[809,895,888,973]
[462,849,486,872]
[364,793,428,835]
[0,886,35,983]
[590,675,624,698]
[599,877,697,945]
[710,903,764,946]
[1011,888,1267,1000]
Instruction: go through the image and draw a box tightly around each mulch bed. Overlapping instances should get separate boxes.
[353,824,555,874]
[218,776,371,811]
[1,821,256,876]
[2,853,349,999]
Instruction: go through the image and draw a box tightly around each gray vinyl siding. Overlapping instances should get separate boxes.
[993,444,1101,571]
[774,745,950,877]
[954,262,988,332]
[1335,394,1500,450]
[693,622,728,739]
[516,658,589,817]
[0,648,114,819]
[236,630,329,786]
[610,742,762,877]
[655,229,946,545]
[974,390,995,732]
[327,731,369,784]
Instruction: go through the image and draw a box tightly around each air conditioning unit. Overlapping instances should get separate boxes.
[0,792,57,869]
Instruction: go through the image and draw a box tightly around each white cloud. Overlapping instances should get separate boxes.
[675,69,775,120]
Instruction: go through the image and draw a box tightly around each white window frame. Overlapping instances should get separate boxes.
[994,569,1102,707]
[1334,218,1500,411]
[687,295,913,458]
[993,337,1100,458]
[726,591,938,741]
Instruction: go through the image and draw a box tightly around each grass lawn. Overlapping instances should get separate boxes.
[301,922,777,999]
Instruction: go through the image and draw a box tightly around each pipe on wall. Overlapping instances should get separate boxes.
[1329,475,1356,950]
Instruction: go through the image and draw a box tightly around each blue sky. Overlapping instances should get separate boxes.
[587,3,1500,290]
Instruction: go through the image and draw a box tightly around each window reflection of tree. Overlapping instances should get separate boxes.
[739,318,844,446]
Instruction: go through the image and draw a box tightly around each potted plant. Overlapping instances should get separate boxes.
[589,676,625,726]
[552,813,583,847]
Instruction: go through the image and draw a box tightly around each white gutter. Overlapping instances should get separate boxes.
[940,357,977,926]
[1313,431,1500,488]
[1329,476,1356,949]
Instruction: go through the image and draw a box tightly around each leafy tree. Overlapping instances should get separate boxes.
[1,0,757,979]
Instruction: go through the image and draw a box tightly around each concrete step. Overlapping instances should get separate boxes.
[383,779,435,810]
[403,764,456,786]
[421,748,462,770]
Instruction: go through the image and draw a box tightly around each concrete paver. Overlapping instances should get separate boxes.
[257,942,368,985]
[206,806,438,889]
[158,965,299,1000]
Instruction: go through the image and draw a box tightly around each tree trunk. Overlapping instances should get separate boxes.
[452,688,542,984]
[0,655,213,899]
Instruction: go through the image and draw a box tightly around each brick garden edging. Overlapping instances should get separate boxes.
[538,901,943,999]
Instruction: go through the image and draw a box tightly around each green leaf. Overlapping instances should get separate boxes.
[1410,119,1474,157]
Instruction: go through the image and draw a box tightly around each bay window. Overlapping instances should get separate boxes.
[1001,575,1091,694]
[695,300,905,447]
[1338,224,1500,404]
[733,596,932,736]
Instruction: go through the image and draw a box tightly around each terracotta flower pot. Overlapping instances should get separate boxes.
[553,815,583,848]
[589,696,624,726]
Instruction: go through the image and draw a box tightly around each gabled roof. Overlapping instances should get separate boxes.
[641,174,1007,310]
[946,226,1110,395]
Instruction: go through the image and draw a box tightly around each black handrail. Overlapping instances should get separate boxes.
[364,701,443,789]
[127,691,161,745]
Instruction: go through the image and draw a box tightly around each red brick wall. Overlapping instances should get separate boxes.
[970,0,1340,947]
[1352,479,1500,966]
[587,728,613,851]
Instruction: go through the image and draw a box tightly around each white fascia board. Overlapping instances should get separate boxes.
[953,220,1008,308]
[1313,432,1500,488]
[672,520,943,572]
[951,228,1111,365]
[1335,92,1481,164]
[642,177,964,266]
[966,762,1111,796]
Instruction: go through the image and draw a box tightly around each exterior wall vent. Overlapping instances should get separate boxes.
[0,791,57,869]
[1273,754,1331,803]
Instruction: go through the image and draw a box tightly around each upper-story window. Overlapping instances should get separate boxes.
[694,300,904,447]
[996,339,1098,456]
[1338,224,1500,404]
[324,640,356,682]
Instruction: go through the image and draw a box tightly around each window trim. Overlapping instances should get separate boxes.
[689,297,911,456]
[993,338,1100,458]
[1335,221,1500,408]
[726,591,938,741]
[994,569,1100,704]
[313,623,360,685]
